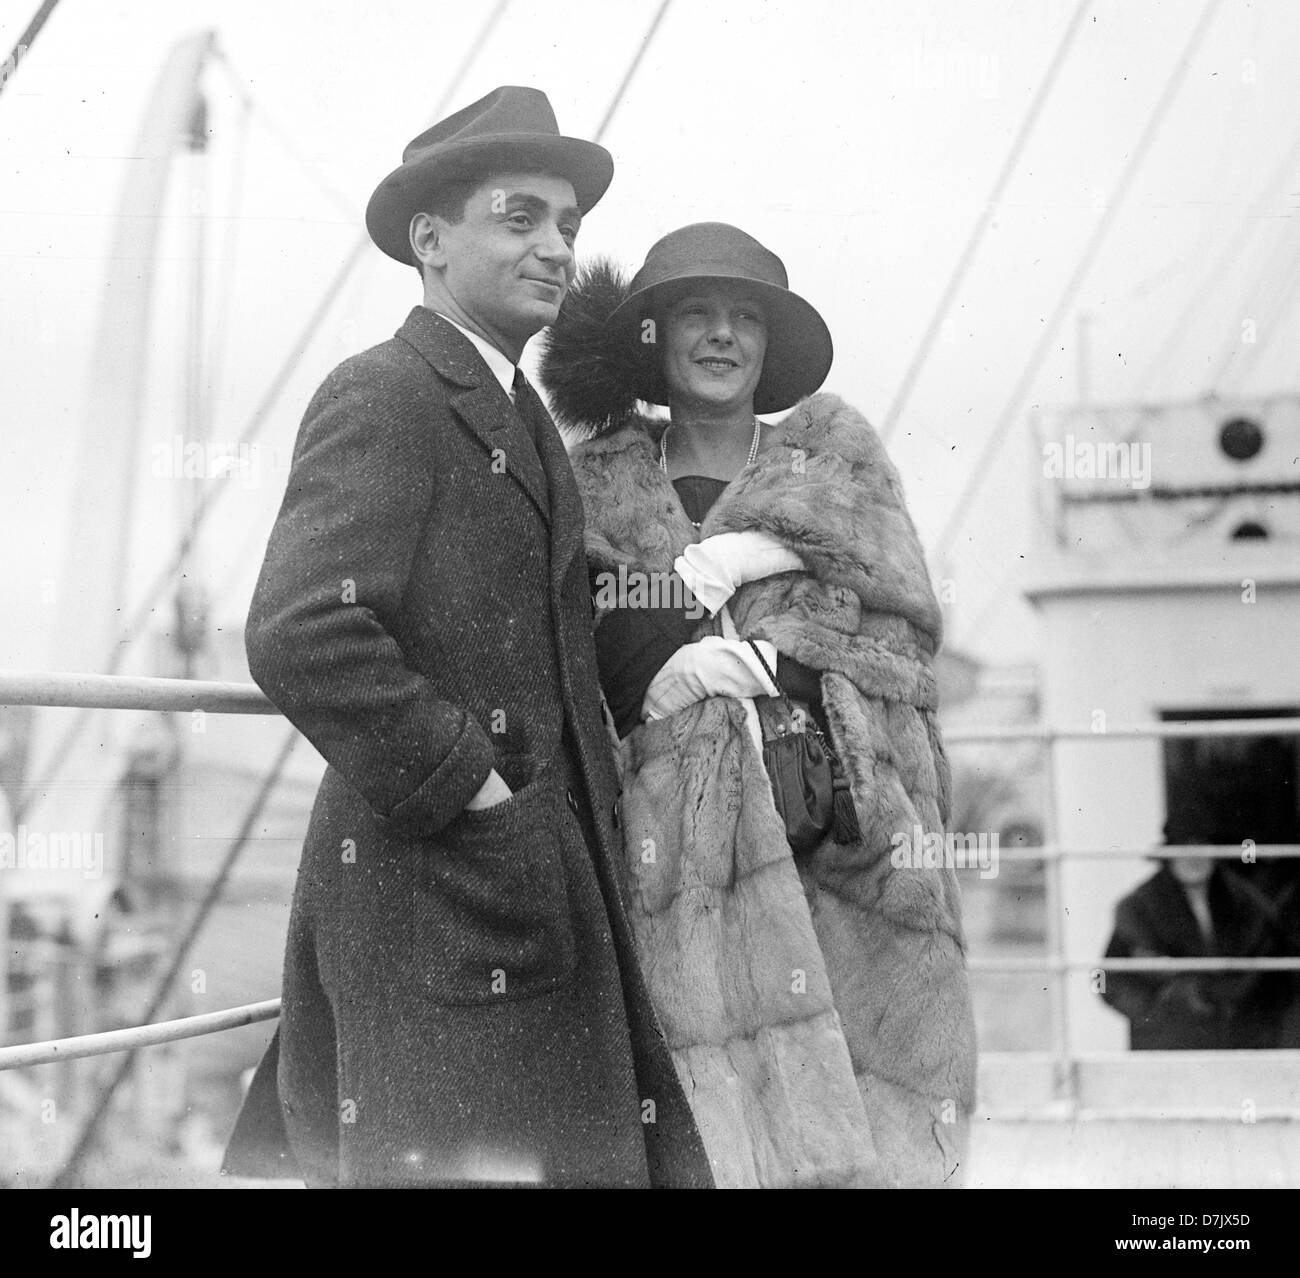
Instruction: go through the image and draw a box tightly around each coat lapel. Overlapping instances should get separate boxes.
[396,307,551,523]
[452,381,551,522]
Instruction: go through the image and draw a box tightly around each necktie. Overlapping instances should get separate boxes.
[1186,883,1216,950]
[511,367,551,515]
[512,368,546,454]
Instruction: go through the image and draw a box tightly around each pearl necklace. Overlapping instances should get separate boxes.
[659,415,762,475]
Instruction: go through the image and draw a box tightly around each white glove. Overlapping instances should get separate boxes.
[673,531,804,617]
[642,636,780,722]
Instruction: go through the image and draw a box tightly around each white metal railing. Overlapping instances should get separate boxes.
[0,668,275,714]
[2,670,1298,1119]
[947,717,1300,742]
[0,999,280,1070]
[955,710,1300,1118]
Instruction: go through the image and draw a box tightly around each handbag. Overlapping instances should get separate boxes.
[745,640,861,855]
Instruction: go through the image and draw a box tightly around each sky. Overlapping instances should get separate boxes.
[3,0,1299,678]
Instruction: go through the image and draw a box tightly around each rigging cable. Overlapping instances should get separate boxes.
[1203,201,1298,389]
[42,0,670,708]
[1210,204,1300,392]
[211,50,363,223]
[880,0,1091,446]
[12,0,514,824]
[18,0,670,823]
[39,0,683,1184]
[1128,121,1300,401]
[932,0,1224,564]
[206,87,252,419]
[48,727,300,1189]
[592,0,673,143]
[956,109,1300,655]
[108,0,674,673]
[0,0,61,100]
[204,0,676,629]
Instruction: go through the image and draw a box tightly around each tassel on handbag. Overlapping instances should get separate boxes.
[746,641,861,853]
[830,770,861,844]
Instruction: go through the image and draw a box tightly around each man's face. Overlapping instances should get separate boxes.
[661,283,768,412]
[427,172,580,352]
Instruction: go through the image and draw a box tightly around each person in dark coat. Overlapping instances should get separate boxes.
[1101,846,1295,1051]
[221,86,711,1188]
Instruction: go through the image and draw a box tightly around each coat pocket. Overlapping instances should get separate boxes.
[414,776,576,1005]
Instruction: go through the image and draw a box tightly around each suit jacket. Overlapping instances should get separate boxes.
[222,306,711,1187]
[1101,864,1290,1050]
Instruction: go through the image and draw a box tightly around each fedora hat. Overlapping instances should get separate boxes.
[366,85,614,266]
[609,222,833,414]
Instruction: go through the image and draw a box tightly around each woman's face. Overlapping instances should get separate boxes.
[660,283,768,412]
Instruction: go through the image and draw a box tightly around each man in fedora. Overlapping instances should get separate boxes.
[222,86,711,1188]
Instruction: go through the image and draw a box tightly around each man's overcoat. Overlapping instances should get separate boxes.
[222,307,710,1187]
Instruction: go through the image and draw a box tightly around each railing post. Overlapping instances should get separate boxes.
[1041,731,1077,1115]
[0,821,8,1047]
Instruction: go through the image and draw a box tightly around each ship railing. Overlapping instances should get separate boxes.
[1,670,1298,1123]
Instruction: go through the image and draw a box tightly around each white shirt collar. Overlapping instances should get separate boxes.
[430,309,517,398]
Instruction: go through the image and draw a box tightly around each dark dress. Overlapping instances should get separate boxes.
[591,475,825,738]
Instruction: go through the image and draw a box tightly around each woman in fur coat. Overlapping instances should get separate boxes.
[540,222,976,1188]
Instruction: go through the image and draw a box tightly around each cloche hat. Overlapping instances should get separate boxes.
[609,222,833,414]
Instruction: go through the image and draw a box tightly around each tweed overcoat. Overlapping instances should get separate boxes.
[222,306,711,1187]
[563,394,978,1188]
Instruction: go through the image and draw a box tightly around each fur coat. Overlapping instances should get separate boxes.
[542,267,977,1188]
